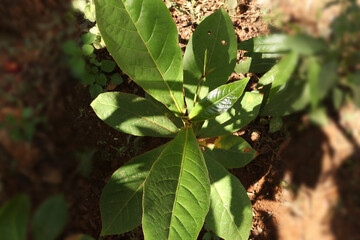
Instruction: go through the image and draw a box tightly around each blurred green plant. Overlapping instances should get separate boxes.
[237,0,360,129]
[62,37,123,98]
[0,107,45,141]
[0,194,77,240]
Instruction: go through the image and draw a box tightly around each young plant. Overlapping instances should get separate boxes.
[91,0,264,239]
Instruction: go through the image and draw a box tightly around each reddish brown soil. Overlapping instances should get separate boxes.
[1,0,360,240]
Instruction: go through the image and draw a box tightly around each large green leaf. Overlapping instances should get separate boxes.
[100,144,168,236]
[258,52,299,101]
[95,0,185,115]
[183,7,237,113]
[0,194,30,240]
[32,194,68,240]
[189,78,250,122]
[204,152,253,240]
[238,34,326,55]
[204,135,256,169]
[91,92,179,137]
[143,128,210,240]
[198,92,263,138]
[307,57,322,110]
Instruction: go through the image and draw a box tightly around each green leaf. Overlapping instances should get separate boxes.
[95,0,186,115]
[89,83,103,98]
[82,32,97,44]
[82,44,94,56]
[80,73,95,85]
[145,93,183,128]
[259,52,298,102]
[269,117,283,133]
[203,135,256,169]
[100,144,168,235]
[317,61,338,100]
[189,78,250,122]
[183,7,237,113]
[110,73,123,85]
[101,60,116,73]
[32,194,68,240]
[260,78,310,117]
[235,54,277,74]
[238,34,326,55]
[143,128,210,240]
[91,92,179,137]
[307,57,322,110]
[198,92,263,138]
[0,194,30,240]
[204,152,252,240]
[95,73,108,86]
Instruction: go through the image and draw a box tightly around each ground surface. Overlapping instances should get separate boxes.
[1,0,359,239]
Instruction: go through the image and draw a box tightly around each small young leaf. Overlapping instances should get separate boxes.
[198,92,263,138]
[143,128,210,240]
[80,73,95,85]
[110,73,123,85]
[0,194,30,240]
[95,73,108,86]
[189,78,250,122]
[91,92,179,137]
[82,32,96,44]
[204,152,253,240]
[204,135,256,169]
[100,60,116,73]
[100,144,168,236]
[269,117,283,133]
[82,44,94,56]
[32,194,68,240]
[89,84,103,98]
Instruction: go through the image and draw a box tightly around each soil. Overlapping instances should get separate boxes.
[1,0,360,240]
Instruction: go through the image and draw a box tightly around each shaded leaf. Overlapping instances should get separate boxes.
[203,135,256,169]
[238,34,326,55]
[91,92,179,137]
[260,78,310,117]
[204,152,252,240]
[235,54,277,74]
[269,117,283,133]
[198,92,263,138]
[0,194,30,240]
[89,83,103,98]
[189,78,250,122]
[32,194,68,240]
[183,7,237,113]
[95,0,185,115]
[143,128,210,240]
[110,73,123,85]
[101,60,116,73]
[100,144,168,235]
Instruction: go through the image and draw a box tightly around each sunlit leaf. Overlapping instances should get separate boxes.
[91,92,179,137]
[143,128,210,240]
[95,0,186,115]
[189,78,250,122]
[198,92,263,138]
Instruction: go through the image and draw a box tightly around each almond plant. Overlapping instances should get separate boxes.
[91,0,264,239]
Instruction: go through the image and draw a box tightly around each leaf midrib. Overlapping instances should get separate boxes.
[104,0,183,114]
[167,128,189,239]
